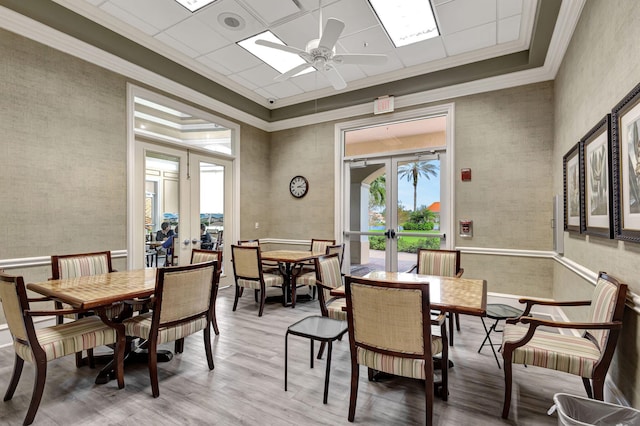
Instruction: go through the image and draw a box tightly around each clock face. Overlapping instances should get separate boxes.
[289,175,309,198]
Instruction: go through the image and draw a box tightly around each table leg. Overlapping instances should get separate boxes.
[310,339,314,369]
[478,317,501,368]
[284,332,289,391]
[323,341,333,404]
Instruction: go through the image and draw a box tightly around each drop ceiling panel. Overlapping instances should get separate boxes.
[396,37,447,67]
[337,26,395,55]
[203,43,263,73]
[498,0,523,19]
[103,0,190,32]
[270,13,318,46]
[262,80,306,98]
[498,15,521,44]
[162,17,229,55]
[240,0,301,25]
[236,63,280,88]
[313,0,379,37]
[358,51,404,77]
[442,22,497,56]
[435,0,497,35]
[99,2,160,35]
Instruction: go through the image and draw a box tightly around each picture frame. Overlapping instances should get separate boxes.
[612,82,640,242]
[582,115,613,238]
[563,141,583,233]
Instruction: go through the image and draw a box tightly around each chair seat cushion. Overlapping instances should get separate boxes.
[124,312,208,344]
[327,298,347,321]
[356,336,443,380]
[296,271,316,286]
[237,273,283,290]
[502,324,601,378]
[15,316,117,363]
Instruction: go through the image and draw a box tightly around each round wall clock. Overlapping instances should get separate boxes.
[289,175,309,198]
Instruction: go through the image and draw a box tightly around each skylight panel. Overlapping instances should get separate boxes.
[174,0,217,13]
[368,0,440,47]
[238,31,312,77]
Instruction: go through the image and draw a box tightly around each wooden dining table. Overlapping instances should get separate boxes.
[27,268,167,384]
[331,271,487,317]
[261,250,324,307]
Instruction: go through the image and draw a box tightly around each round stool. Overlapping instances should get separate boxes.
[478,303,523,368]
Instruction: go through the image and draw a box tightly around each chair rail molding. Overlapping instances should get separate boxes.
[0,250,128,269]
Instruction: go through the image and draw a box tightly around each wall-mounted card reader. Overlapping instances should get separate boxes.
[459,220,473,238]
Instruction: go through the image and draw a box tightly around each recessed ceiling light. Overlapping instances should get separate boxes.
[174,0,217,13]
[368,0,440,47]
[238,31,312,77]
[218,12,246,31]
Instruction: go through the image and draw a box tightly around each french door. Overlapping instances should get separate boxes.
[132,141,232,284]
[343,153,447,273]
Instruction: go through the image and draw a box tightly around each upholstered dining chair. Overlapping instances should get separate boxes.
[294,243,344,304]
[408,248,464,346]
[313,253,347,359]
[122,261,217,397]
[501,271,628,419]
[0,272,125,425]
[310,238,336,254]
[344,275,448,425]
[231,244,284,316]
[172,248,223,354]
[51,251,118,366]
[51,251,150,366]
[191,249,223,336]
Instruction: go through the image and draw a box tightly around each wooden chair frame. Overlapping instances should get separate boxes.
[344,275,448,425]
[123,261,217,397]
[231,245,283,317]
[501,271,628,419]
[408,248,464,346]
[0,273,125,425]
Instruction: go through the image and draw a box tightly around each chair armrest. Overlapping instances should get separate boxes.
[431,312,446,326]
[503,316,622,352]
[406,264,417,273]
[27,296,52,303]
[517,298,591,316]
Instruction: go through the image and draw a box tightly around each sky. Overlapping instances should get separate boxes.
[397,170,440,211]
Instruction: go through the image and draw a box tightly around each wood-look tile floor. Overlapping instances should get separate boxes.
[0,288,589,425]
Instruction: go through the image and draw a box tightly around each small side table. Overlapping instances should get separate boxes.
[478,303,524,368]
[285,315,348,404]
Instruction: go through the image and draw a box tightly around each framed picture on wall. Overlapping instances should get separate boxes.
[582,115,613,238]
[612,82,640,242]
[563,142,583,233]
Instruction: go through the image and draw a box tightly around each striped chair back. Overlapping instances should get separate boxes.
[311,238,335,254]
[325,244,344,268]
[0,273,31,344]
[51,251,113,279]
[315,253,343,304]
[416,249,460,277]
[191,249,222,265]
[237,239,260,247]
[587,273,627,350]
[155,262,216,325]
[231,245,261,279]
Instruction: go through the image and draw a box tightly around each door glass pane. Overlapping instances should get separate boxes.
[145,151,180,267]
[200,160,224,255]
[347,162,387,276]
[395,158,442,270]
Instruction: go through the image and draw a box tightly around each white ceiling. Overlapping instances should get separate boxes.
[54,0,536,108]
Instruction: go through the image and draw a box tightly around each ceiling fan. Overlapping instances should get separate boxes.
[255,12,387,90]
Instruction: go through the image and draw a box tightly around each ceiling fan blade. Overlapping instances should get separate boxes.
[255,39,304,55]
[275,63,314,82]
[318,18,345,50]
[333,54,388,65]
[319,64,347,90]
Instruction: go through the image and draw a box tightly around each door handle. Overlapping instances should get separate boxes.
[192,238,199,245]
[383,229,396,239]
[390,229,396,239]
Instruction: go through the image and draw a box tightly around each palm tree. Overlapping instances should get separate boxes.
[369,175,386,208]
[398,161,439,211]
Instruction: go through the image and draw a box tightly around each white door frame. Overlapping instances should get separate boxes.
[126,84,240,281]
[334,103,455,271]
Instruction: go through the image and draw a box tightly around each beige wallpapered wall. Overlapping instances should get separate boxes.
[553,0,640,406]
